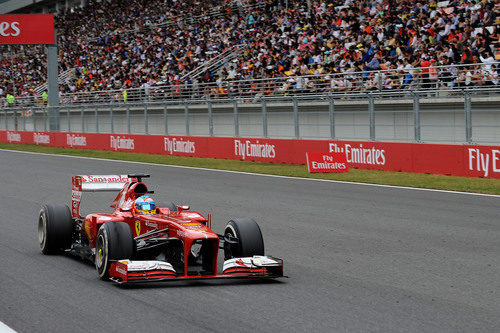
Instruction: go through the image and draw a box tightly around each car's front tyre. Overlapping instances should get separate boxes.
[224,218,264,260]
[95,222,135,280]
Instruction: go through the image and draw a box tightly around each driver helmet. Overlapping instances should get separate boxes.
[134,195,156,215]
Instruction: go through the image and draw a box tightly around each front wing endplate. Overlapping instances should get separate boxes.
[109,256,284,284]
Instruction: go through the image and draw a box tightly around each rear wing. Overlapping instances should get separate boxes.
[72,175,133,218]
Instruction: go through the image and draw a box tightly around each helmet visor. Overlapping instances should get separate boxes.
[136,202,156,211]
[141,203,152,210]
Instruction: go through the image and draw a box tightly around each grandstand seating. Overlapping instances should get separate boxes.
[0,0,498,105]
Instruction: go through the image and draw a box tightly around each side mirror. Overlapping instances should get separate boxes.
[178,205,190,212]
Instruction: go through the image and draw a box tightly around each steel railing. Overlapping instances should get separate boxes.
[4,62,499,106]
[180,44,245,81]
[2,88,499,145]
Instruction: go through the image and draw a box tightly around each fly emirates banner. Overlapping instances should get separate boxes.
[0,131,498,179]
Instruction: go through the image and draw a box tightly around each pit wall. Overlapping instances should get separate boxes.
[1,130,499,179]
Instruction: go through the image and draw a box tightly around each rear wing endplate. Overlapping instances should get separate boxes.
[72,175,133,218]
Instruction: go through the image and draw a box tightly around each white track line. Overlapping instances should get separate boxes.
[0,148,499,198]
[0,321,16,333]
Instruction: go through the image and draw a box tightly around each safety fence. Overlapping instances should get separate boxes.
[1,89,499,145]
[5,62,499,106]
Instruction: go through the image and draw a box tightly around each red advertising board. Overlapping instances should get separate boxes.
[0,15,54,45]
[0,131,499,179]
[306,152,349,173]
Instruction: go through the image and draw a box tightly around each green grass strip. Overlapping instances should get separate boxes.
[1,143,499,195]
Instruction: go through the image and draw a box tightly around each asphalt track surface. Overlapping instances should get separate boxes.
[0,149,499,333]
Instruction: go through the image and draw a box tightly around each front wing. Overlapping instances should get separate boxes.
[109,256,284,284]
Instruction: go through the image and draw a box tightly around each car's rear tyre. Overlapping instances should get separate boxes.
[224,218,264,260]
[95,222,135,280]
[157,201,177,212]
[38,204,73,255]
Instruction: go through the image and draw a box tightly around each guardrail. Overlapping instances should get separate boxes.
[2,88,499,145]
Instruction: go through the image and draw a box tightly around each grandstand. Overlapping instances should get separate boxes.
[0,0,83,15]
[0,0,498,105]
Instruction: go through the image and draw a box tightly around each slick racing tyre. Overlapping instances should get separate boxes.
[38,204,74,255]
[224,218,264,260]
[157,201,177,212]
[95,222,135,280]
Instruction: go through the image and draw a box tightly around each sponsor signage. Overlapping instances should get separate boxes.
[306,152,349,173]
[466,147,500,178]
[81,175,129,183]
[67,134,87,147]
[164,137,195,154]
[234,139,276,160]
[6,131,21,143]
[0,15,55,45]
[110,135,134,151]
[329,143,386,166]
[33,132,50,145]
[0,131,498,179]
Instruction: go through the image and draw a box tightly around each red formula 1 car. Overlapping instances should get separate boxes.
[37,174,284,283]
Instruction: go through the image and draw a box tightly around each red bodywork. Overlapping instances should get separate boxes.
[71,175,283,283]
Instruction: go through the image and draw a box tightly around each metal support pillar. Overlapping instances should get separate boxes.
[233,99,239,137]
[144,103,149,134]
[4,110,7,130]
[413,92,421,142]
[95,106,99,132]
[13,109,18,131]
[184,103,190,136]
[368,94,375,140]
[47,31,59,131]
[465,91,472,143]
[110,104,114,133]
[81,106,85,132]
[22,109,26,131]
[208,100,213,136]
[293,97,299,138]
[126,104,131,134]
[33,108,37,131]
[163,104,168,135]
[329,97,335,139]
[67,108,70,132]
[261,99,268,138]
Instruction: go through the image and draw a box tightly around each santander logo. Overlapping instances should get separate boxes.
[0,21,20,37]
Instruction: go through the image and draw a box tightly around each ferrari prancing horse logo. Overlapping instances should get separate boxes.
[135,221,141,235]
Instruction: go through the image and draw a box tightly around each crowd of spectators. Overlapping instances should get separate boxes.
[0,0,499,103]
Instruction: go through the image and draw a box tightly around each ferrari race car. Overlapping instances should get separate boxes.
[37,174,284,283]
